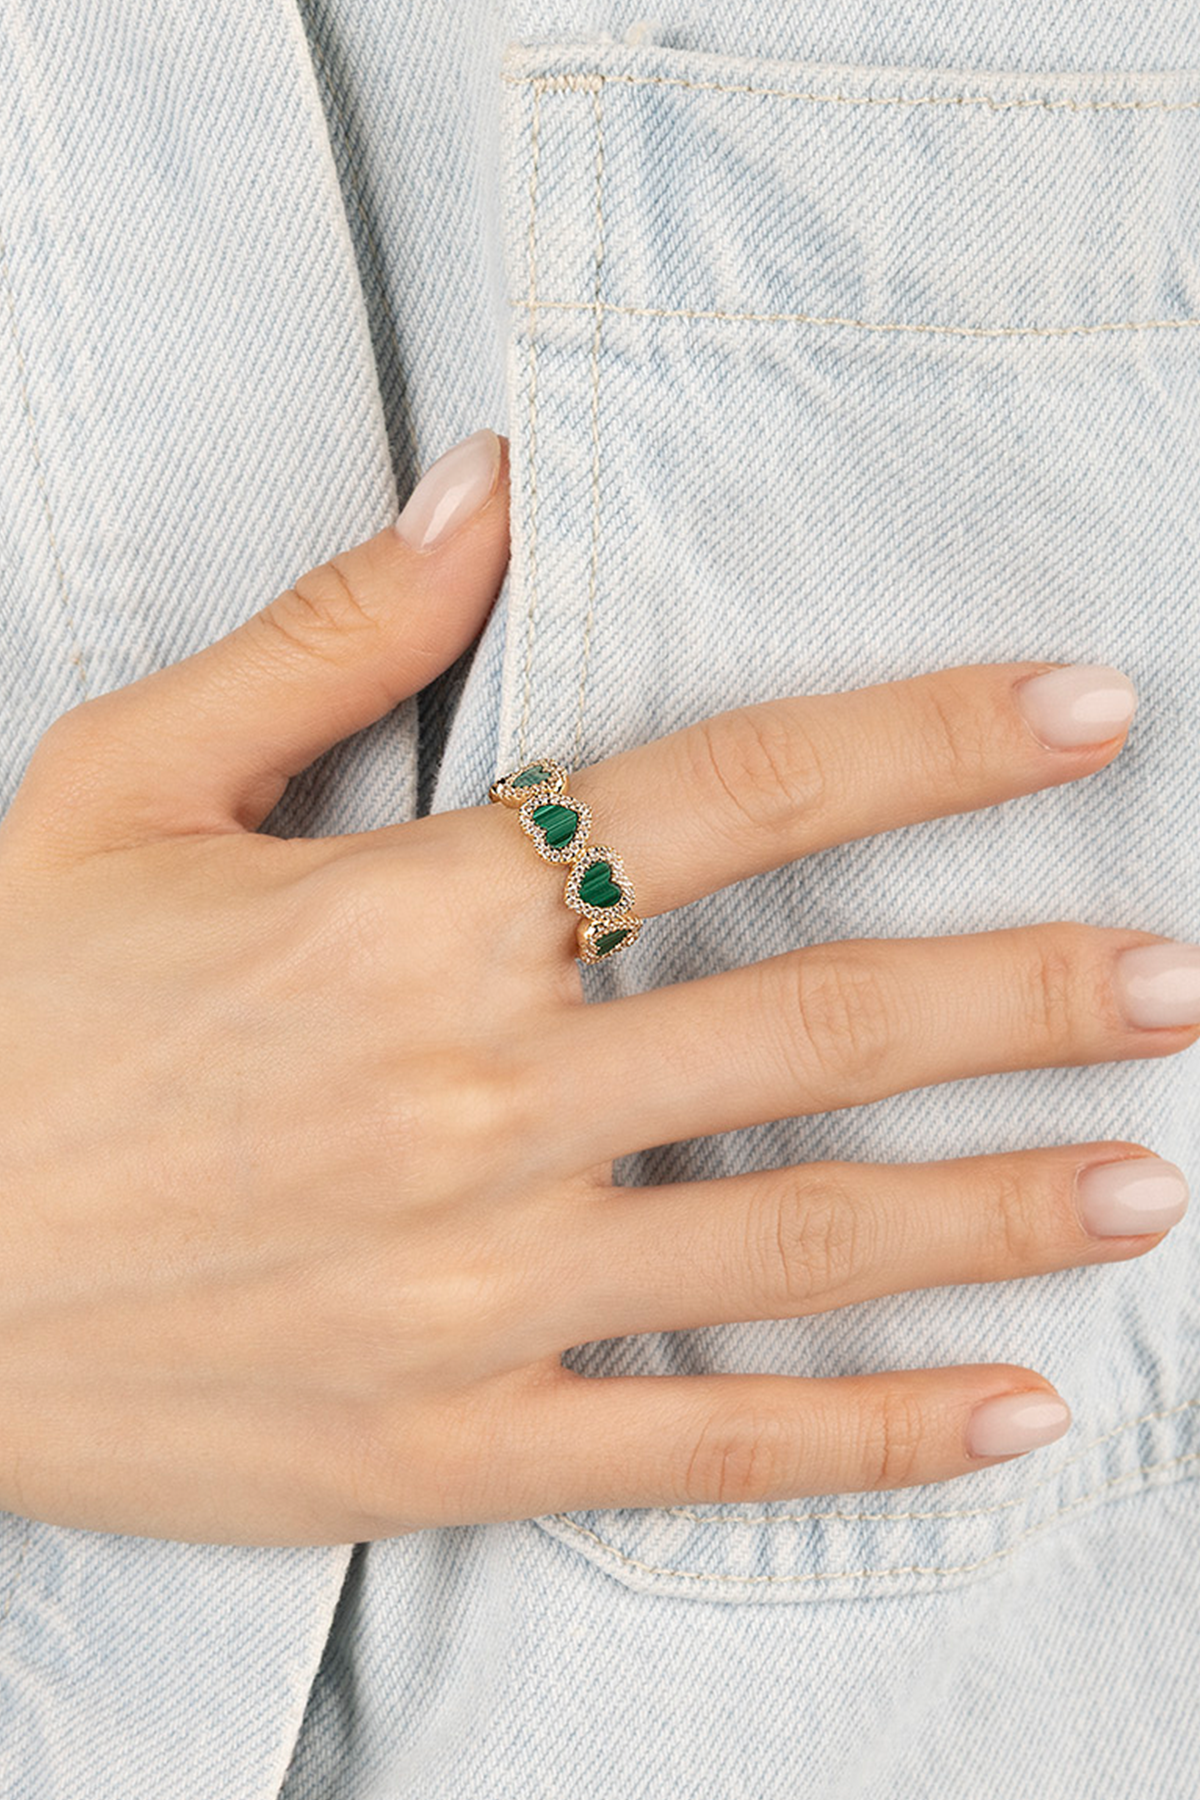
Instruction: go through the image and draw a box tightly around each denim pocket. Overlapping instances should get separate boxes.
[496,37,1200,1602]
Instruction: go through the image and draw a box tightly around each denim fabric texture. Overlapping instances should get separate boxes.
[1,2,1198,1796]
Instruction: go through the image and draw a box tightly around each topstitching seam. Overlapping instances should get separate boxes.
[516,78,545,768]
[501,70,1200,114]
[515,297,1200,340]
[572,80,606,772]
[546,1447,1200,1584]
[0,223,88,696]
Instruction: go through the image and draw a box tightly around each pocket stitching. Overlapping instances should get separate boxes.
[502,68,1200,116]
[517,295,1200,340]
[542,1439,1200,1587]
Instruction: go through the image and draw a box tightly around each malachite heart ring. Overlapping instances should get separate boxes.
[488,757,645,964]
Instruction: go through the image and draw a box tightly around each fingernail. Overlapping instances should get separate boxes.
[966,1392,1071,1459]
[1113,942,1200,1028]
[1014,665,1137,749]
[394,429,501,553]
[1075,1157,1190,1237]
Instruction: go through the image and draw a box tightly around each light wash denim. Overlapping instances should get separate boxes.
[1,2,1198,1795]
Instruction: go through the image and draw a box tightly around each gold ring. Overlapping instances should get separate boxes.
[487,757,644,963]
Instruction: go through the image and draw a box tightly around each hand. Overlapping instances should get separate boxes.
[0,428,1194,1547]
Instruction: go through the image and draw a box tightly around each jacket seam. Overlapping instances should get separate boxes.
[573,79,606,771]
[303,21,420,479]
[516,77,545,767]
[0,222,89,696]
[544,1447,1200,1584]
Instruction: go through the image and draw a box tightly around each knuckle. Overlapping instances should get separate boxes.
[981,1162,1048,1273]
[1019,925,1087,1056]
[684,1404,795,1505]
[297,1240,519,1417]
[783,945,896,1092]
[392,1245,516,1367]
[752,1170,867,1313]
[688,703,828,844]
[290,860,398,984]
[395,1042,538,1197]
[322,1410,403,1532]
[333,1397,476,1533]
[909,674,992,791]
[379,1047,523,1182]
[285,861,539,1180]
[860,1386,927,1490]
[257,557,383,667]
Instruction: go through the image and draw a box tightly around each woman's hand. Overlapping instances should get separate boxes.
[0,428,1194,1547]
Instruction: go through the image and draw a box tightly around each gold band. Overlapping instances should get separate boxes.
[487,757,644,963]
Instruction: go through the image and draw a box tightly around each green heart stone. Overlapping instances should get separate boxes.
[578,860,622,909]
[531,802,581,849]
[594,926,631,956]
[512,763,554,789]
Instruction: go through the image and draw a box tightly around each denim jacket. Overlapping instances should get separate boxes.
[1,4,1198,1795]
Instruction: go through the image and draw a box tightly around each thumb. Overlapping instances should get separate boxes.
[9,429,510,855]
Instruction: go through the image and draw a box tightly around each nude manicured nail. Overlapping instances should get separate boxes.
[1113,943,1200,1028]
[965,1392,1072,1459]
[1075,1157,1189,1237]
[1014,665,1137,748]
[394,428,501,553]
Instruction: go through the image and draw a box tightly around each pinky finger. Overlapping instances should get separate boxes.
[504,1365,1071,1514]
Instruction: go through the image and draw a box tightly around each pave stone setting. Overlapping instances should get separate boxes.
[488,757,643,962]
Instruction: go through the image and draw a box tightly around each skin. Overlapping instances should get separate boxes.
[0,434,1193,1547]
